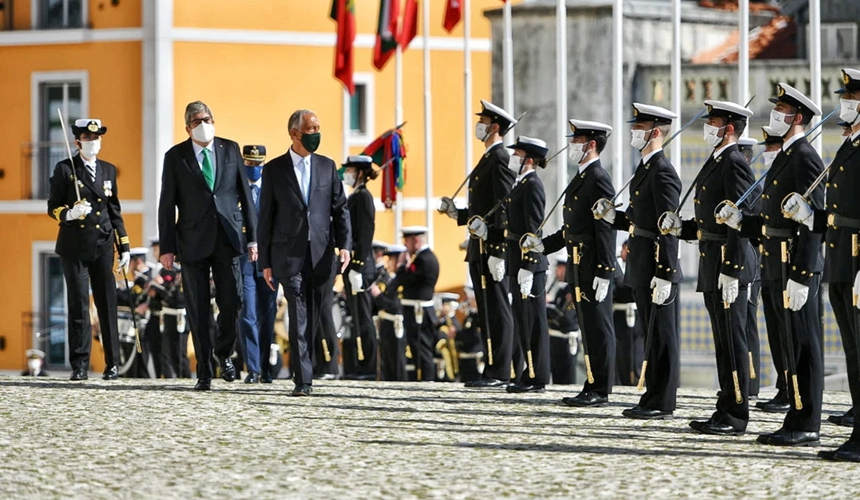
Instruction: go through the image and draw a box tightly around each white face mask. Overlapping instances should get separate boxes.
[568,142,588,165]
[703,123,724,148]
[840,98,860,124]
[630,129,651,150]
[475,122,490,142]
[343,171,356,187]
[761,150,779,169]
[768,109,793,137]
[79,138,101,159]
[191,122,215,144]
[507,154,522,173]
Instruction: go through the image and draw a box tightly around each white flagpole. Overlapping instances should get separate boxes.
[809,0,822,155]
[670,0,681,175]
[395,44,404,242]
[343,89,349,166]
[612,0,623,195]
[738,0,749,115]
[555,0,567,229]
[502,0,514,145]
[464,0,473,180]
[422,0,434,247]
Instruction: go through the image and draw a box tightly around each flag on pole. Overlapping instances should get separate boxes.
[362,124,407,209]
[330,0,356,94]
[443,0,461,32]
[373,0,400,70]
[399,0,418,49]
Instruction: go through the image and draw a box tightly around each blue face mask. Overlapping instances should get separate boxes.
[244,165,263,182]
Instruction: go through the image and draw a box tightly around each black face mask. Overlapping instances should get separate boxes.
[301,132,321,153]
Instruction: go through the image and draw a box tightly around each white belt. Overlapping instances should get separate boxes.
[548,329,575,339]
[612,303,636,312]
[378,310,405,338]
[400,299,434,325]
[158,307,186,316]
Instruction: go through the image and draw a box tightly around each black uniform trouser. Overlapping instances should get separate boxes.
[761,277,823,432]
[614,305,644,386]
[62,243,120,370]
[830,283,860,433]
[403,305,436,381]
[378,316,407,381]
[343,280,378,378]
[549,334,576,384]
[747,281,762,396]
[279,247,322,387]
[180,227,241,382]
[313,267,339,377]
[634,284,680,413]
[578,282,616,396]
[468,258,515,381]
[702,289,750,431]
[512,272,550,386]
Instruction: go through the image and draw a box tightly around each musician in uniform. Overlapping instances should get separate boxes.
[661,100,756,435]
[782,68,860,460]
[370,243,407,381]
[439,100,518,388]
[436,292,462,381]
[47,118,131,381]
[593,103,682,419]
[718,83,825,446]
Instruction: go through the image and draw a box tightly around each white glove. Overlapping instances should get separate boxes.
[348,269,364,292]
[468,217,488,241]
[781,192,814,230]
[659,211,682,236]
[593,276,610,303]
[439,196,458,219]
[592,198,616,224]
[786,279,809,311]
[717,204,742,230]
[517,268,534,297]
[487,255,506,282]
[520,233,544,253]
[117,251,130,272]
[718,273,739,304]
[650,276,672,305]
[625,302,637,328]
[394,315,405,339]
[65,201,92,221]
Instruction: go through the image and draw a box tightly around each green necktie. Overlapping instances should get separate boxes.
[201,148,215,190]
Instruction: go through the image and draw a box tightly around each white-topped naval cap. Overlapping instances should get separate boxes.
[401,226,428,237]
[703,100,754,119]
[769,82,822,116]
[567,119,613,137]
[476,99,517,126]
[629,103,677,124]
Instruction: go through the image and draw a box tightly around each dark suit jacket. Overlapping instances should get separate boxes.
[389,248,440,301]
[158,137,256,262]
[48,154,129,261]
[501,172,548,274]
[348,184,376,281]
[257,150,351,278]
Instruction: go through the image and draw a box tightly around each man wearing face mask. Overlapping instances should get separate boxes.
[158,101,257,391]
[236,145,277,384]
[48,118,131,381]
[781,69,860,461]
[660,101,756,436]
[717,83,825,446]
[592,103,682,420]
[258,109,351,396]
[523,120,617,405]
[439,100,518,388]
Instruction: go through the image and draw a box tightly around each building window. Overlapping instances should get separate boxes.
[816,23,858,61]
[350,84,368,134]
[31,71,88,199]
[36,0,85,29]
[36,249,68,369]
[344,73,374,146]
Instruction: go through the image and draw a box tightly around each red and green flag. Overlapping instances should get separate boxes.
[399,0,418,50]
[330,0,356,94]
[362,124,407,209]
[373,0,400,70]
[443,0,461,32]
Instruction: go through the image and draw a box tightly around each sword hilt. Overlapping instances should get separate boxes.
[714,199,737,225]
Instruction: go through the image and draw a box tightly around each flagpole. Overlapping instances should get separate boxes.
[738,0,749,122]
[670,0,681,175]
[422,0,434,248]
[395,44,404,243]
[463,0,472,181]
[343,88,349,167]
[612,0,623,195]
[554,0,567,230]
[809,0,822,155]
[502,0,514,146]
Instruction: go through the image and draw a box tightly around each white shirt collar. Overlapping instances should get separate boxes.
[77,152,96,168]
[782,131,805,151]
[850,127,860,142]
[417,244,430,254]
[249,178,262,188]
[289,147,310,166]
[487,140,504,151]
[192,140,214,158]
[579,156,599,171]
[712,141,737,161]
[641,148,663,166]
[516,169,535,183]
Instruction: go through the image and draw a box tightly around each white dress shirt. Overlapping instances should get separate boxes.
[192,141,216,178]
[289,147,312,203]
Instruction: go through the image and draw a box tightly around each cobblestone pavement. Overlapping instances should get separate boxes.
[1,376,858,498]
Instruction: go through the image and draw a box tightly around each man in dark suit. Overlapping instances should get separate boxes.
[158,101,257,391]
[258,109,352,396]
[48,118,131,381]
[718,83,825,446]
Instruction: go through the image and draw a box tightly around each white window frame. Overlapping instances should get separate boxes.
[31,241,69,368]
[31,0,88,29]
[343,72,375,146]
[31,70,89,200]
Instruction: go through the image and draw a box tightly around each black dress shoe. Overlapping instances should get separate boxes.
[290,384,312,397]
[689,419,744,436]
[826,408,855,427]
[506,383,545,393]
[261,375,273,384]
[819,440,860,462]
[561,392,608,407]
[194,379,211,391]
[70,368,88,381]
[756,428,819,446]
[464,378,507,388]
[244,372,261,384]
[622,406,673,420]
[220,358,237,382]
[314,373,337,381]
[755,391,790,413]
[102,365,119,380]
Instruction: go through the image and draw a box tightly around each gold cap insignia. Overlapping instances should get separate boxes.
[844,71,851,85]
[777,85,785,97]
[87,122,99,132]
[250,146,259,156]
[632,107,639,117]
